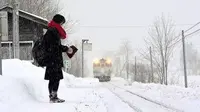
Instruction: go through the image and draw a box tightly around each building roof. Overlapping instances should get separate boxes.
[0,5,48,27]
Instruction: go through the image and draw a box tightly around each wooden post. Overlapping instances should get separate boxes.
[13,2,20,59]
[0,11,8,75]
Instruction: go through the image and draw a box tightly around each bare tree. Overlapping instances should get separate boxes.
[1,0,78,34]
[141,15,179,85]
[62,15,79,34]
[0,1,5,7]
[116,39,133,80]
[113,56,121,77]
[4,0,61,20]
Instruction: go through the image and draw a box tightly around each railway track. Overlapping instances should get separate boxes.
[103,82,184,112]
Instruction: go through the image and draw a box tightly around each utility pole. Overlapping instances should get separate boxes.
[134,56,137,81]
[126,52,129,81]
[182,30,188,88]
[13,1,20,59]
[150,47,153,83]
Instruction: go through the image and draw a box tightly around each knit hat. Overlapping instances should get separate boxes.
[52,14,65,24]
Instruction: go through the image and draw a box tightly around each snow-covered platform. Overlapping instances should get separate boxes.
[0,59,134,112]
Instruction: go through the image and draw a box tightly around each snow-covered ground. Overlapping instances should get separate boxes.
[168,70,200,88]
[1,59,200,112]
[111,77,200,112]
[0,59,135,112]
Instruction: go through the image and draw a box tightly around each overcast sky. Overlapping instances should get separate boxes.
[60,0,200,59]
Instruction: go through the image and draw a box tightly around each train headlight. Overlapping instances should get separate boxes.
[93,58,100,64]
[106,59,111,64]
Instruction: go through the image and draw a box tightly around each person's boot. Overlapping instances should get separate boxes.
[49,91,65,103]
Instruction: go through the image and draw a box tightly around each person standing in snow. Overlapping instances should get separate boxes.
[43,14,73,103]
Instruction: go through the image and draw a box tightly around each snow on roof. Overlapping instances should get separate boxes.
[0,5,48,26]
[19,9,48,22]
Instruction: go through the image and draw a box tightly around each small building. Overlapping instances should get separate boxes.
[0,5,48,61]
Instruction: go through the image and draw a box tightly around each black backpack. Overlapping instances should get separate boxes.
[32,36,46,67]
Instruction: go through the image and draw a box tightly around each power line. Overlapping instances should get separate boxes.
[169,21,200,47]
[80,25,146,28]
[169,37,182,48]
[185,22,200,32]
[169,28,200,47]
[185,28,200,37]
[171,33,182,43]
[80,24,195,28]
[176,21,200,38]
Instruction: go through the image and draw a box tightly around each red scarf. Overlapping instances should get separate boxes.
[48,20,67,39]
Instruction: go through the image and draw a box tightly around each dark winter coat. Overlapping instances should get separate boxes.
[43,27,69,80]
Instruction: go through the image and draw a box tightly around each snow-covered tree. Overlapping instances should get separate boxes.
[142,15,179,85]
[114,39,133,79]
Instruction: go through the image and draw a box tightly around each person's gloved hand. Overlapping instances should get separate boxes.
[67,47,73,54]
[66,45,78,58]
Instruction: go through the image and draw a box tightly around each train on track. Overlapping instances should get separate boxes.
[93,58,112,82]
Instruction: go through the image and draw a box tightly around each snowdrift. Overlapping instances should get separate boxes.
[0,59,102,112]
[1,59,137,112]
[2,59,100,87]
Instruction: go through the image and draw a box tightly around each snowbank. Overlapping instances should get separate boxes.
[1,59,101,103]
[177,76,200,88]
[0,74,105,112]
[0,59,105,112]
[0,59,135,112]
[168,70,200,88]
[2,59,100,88]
